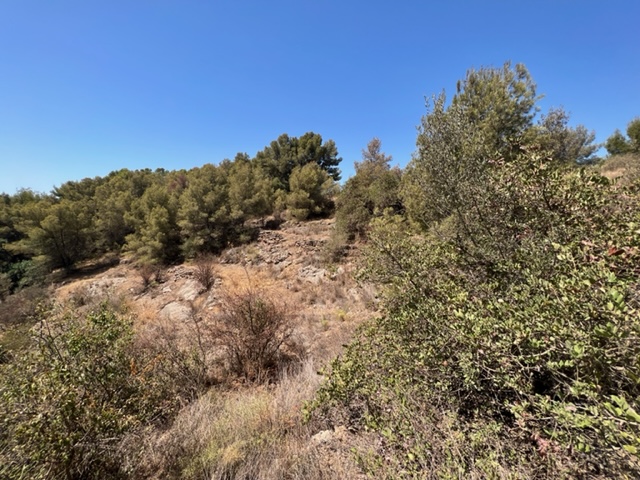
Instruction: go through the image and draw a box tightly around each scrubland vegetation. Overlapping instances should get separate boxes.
[1,61,640,479]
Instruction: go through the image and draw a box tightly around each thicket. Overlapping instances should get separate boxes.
[312,63,640,478]
[0,285,302,479]
[0,132,341,291]
[0,302,194,479]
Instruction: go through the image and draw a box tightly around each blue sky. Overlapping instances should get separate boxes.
[1,1,638,194]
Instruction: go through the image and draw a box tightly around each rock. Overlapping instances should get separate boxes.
[178,279,203,301]
[311,426,349,446]
[311,430,333,445]
[159,302,192,322]
[298,265,327,284]
[84,278,126,298]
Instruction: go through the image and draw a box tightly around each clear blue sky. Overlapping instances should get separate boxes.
[1,1,639,194]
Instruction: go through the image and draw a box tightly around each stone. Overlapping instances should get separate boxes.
[178,279,203,301]
[159,302,192,322]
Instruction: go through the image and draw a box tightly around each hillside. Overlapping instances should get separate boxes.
[1,217,375,479]
[2,62,639,479]
[52,218,374,363]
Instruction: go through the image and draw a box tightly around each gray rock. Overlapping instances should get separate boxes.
[311,430,333,445]
[159,302,192,322]
[178,279,203,301]
[298,265,327,284]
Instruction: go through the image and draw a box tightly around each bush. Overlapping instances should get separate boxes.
[311,150,640,477]
[0,303,188,479]
[135,310,214,400]
[137,262,164,291]
[212,289,298,382]
[193,255,217,291]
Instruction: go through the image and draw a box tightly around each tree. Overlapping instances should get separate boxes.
[177,164,233,258]
[125,173,183,264]
[336,138,402,239]
[227,153,274,219]
[627,117,640,150]
[605,130,631,156]
[453,61,539,158]
[254,132,342,190]
[0,190,46,287]
[10,198,95,271]
[401,93,491,230]
[286,163,335,220]
[0,196,23,277]
[605,118,640,156]
[93,169,154,251]
[531,107,599,163]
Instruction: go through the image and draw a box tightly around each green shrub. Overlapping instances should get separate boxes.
[0,303,186,479]
[311,151,640,477]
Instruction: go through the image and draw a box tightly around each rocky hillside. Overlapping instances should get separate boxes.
[51,218,375,363]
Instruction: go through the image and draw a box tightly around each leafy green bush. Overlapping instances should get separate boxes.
[0,303,188,479]
[311,139,640,477]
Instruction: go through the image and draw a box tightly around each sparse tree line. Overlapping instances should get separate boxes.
[0,132,340,296]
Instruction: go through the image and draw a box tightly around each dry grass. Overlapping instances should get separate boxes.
[599,153,640,184]
[194,255,217,291]
[131,359,364,480]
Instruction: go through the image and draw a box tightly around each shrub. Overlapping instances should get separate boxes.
[212,289,297,382]
[0,303,187,479]
[137,262,164,291]
[311,150,640,477]
[194,255,217,291]
[0,285,50,356]
[134,310,214,400]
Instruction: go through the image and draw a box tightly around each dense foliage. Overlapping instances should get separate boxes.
[312,64,640,478]
[0,303,190,479]
[0,132,340,288]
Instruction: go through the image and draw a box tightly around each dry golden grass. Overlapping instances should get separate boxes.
[599,153,640,184]
[131,359,364,480]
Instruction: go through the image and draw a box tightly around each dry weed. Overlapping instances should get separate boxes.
[212,288,298,383]
[194,255,217,291]
[132,358,363,480]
